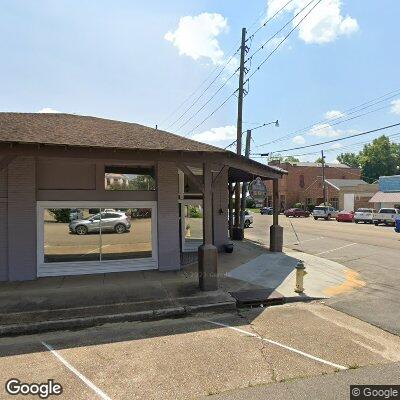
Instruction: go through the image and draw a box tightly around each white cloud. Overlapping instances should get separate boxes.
[308,123,342,138]
[165,13,231,66]
[325,110,345,120]
[37,107,60,113]
[390,99,400,115]
[267,0,359,44]
[331,142,343,149]
[192,125,236,143]
[292,135,306,144]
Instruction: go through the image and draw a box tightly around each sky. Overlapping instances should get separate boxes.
[1,0,400,163]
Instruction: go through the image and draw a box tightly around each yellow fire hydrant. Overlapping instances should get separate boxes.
[294,260,307,293]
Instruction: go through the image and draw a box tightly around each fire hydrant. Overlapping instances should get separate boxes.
[294,260,307,293]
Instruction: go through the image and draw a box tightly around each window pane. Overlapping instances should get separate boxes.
[100,208,153,260]
[105,166,155,191]
[44,208,100,263]
[183,204,203,251]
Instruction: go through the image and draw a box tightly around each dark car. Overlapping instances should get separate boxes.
[284,208,310,218]
[260,207,273,215]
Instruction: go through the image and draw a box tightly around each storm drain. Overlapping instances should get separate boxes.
[229,289,285,307]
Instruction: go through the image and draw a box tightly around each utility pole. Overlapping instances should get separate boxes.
[321,150,326,205]
[240,130,251,228]
[233,27,247,240]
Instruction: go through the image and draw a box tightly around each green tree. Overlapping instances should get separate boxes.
[358,136,400,183]
[337,152,360,168]
[315,157,324,164]
[283,156,300,163]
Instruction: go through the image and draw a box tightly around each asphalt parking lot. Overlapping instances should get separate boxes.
[246,213,400,335]
[1,302,400,400]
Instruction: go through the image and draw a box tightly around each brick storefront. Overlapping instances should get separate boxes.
[264,161,361,210]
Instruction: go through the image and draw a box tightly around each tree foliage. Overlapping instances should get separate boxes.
[337,135,400,183]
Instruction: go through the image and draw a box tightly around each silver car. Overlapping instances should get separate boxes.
[69,211,131,235]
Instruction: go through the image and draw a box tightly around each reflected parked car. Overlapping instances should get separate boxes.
[260,207,273,215]
[69,211,131,235]
[336,210,354,222]
[284,208,310,218]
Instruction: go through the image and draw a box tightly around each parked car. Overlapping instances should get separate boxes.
[372,208,400,226]
[231,210,254,228]
[69,211,131,235]
[260,207,273,215]
[354,208,376,224]
[336,210,354,222]
[312,206,338,220]
[69,208,83,221]
[284,208,310,218]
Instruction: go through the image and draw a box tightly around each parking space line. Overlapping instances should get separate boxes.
[315,243,357,256]
[41,341,112,400]
[290,236,324,246]
[203,320,347,371]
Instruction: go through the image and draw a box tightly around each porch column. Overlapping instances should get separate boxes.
[270,178,283,252]
[198,162,218,291]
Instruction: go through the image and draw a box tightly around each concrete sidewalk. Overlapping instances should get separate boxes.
[0,240,364,335]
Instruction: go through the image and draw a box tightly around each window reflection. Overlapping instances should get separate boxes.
[43,207,153,263]
[182,204,203,251]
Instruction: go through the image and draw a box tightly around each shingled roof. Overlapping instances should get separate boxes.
[0,113,228,153]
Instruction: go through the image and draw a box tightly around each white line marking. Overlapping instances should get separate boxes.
[42,341,112,400]
[203,320,347,370]
[291,236,324,246]
[315,243,357,256]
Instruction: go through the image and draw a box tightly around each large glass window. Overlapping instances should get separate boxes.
[43,206,153,264]
[105,166,155,191]
[180,201,203,252]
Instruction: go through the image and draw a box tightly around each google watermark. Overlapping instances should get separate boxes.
[351,385,400,400]
[5,378,63,399]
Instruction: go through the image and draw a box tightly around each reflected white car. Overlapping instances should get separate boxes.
[69,211,131,235]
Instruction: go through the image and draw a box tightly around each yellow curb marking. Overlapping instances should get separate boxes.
[324,269,366,296]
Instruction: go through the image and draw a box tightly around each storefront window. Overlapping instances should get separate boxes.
[43,206,153,264]
[181,202,203,252]
[105,166,155,191]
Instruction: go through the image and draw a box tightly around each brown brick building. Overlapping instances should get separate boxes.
[264,161,362,210]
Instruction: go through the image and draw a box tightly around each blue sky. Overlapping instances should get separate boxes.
[1,0,400,162]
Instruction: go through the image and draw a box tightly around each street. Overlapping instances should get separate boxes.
[1,302,400,400]
[246,213,400,335]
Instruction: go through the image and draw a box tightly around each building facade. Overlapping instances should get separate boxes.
[264,161,361,210]
[0,113,285,283]
[369,175,400,209]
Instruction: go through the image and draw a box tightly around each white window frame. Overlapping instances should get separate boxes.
[179,199,203,252]
[37,201,158,277]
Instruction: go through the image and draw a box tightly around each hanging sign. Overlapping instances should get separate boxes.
[248,177,267,206]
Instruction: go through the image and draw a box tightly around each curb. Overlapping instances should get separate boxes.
[0,301,236,337]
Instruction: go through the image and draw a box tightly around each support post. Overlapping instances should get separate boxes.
[198,162,218,291]
[240,130,251,229]
[228,182,233,238]
[232,27,247,240]
[270,178,283,252]
[321,150,326,206]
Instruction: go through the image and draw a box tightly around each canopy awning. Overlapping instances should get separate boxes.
[369,191,400,203]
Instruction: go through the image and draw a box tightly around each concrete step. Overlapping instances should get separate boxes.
[0,300,236,337]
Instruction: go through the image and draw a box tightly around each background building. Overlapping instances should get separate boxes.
[265,161,362,210]
[369,175,400,209]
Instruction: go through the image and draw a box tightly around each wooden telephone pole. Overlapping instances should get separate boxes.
[233,27,247,239]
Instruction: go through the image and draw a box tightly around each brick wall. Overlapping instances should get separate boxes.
[265,163,361,208]
[157,161,181,271]
[0,167,7,280]
[7,156,37,281]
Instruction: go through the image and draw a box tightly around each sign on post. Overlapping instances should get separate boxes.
[248,177,267,207]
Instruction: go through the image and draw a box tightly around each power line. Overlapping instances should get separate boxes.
[246,0,296,41]
[165,49,240,130]
[257,88,400,147]
[244,0,323,86]
[258,122,400,154]
[184,90,238,137]
[246,0,316,64]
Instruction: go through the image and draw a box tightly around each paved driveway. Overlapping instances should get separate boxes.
[246,214,400,335]
[1,303,399,400]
